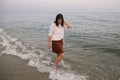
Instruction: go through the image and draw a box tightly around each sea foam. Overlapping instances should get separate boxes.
[0,28,88,80]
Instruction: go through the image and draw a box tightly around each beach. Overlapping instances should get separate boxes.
[0,54,49,80]
[0,12,120,80]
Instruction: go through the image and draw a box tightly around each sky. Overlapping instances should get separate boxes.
[1,0,120,12]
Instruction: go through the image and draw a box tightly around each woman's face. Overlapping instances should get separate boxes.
[58,19,62,24]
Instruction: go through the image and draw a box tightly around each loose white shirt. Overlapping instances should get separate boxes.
[48,23,66,41]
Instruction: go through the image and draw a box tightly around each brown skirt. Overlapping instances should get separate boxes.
[52,39,64,54]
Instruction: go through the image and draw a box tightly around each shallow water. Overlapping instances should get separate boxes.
[0,12,120,80]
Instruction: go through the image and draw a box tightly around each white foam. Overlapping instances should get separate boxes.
[49,70,88,80]
[0,28,88,80]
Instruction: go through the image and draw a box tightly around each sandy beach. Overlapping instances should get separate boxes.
[0,54,49,80]
[0,11,120,80]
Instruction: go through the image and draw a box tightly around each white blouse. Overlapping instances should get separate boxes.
[48,23,66,41]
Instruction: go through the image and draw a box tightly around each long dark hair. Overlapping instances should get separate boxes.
[54,13,64,27]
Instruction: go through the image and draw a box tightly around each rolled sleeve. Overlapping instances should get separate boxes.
[64,24,67,29]
[48,23,54,36]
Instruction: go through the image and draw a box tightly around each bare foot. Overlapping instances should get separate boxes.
[53,64,58,73]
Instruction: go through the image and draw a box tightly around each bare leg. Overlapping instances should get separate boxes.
[55,53,64,68]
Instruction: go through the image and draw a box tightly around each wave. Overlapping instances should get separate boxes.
[0,28,88,80]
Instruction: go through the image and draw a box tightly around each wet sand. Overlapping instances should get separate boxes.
[0,54,49,80]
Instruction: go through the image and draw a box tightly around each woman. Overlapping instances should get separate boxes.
[47,13,72,69]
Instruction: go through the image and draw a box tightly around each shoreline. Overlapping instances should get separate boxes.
[0,54,49,80]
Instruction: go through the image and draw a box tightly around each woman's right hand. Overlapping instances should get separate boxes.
[47,43,51,49]
[48,36,51,49]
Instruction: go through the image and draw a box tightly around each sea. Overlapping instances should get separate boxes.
[0,12,120,80]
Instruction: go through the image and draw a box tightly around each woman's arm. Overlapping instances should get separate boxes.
[48,23,54,49]
[48,36,51,49]
[64,21,72,29]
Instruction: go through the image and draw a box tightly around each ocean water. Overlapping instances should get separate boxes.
[0,12,120,80]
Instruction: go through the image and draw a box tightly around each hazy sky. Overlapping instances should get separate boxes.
[1,0,120,12]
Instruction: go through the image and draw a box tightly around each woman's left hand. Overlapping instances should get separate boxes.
[64,21,72,29]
